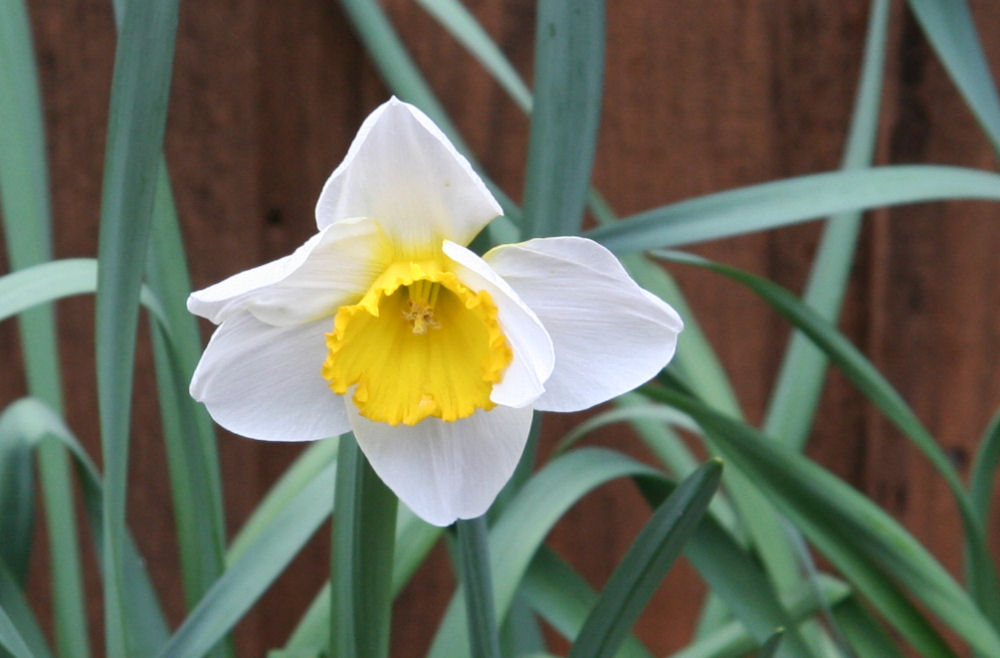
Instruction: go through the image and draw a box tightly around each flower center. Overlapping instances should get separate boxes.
[402,280,442,334]
[321,261,512,426]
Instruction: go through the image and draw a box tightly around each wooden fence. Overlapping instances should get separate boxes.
[5,1,1000,654]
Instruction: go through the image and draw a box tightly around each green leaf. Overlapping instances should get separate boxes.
[391,507,444,595]
[157,458,336,658]
[614,253,743,419]
[668,577,851,658]
[968,407,1000,628]
[277,585,331,655]
[830,596,905,658]
[0,3,87,648]
[94,0,179,653]
[907,0,1000,154]
[0,0,61,399]
[615,260,806,622]
[0,405,35,581]
[336,0,521,238]
[522,0,604,238]
[428,448,662,657]
[521,548,653,658]
[500,597,546,657]
[659,250,1000,626]
[456,517,502,658]
[628,473,812,657]
[105,0,230,637]
[653,386,999,656]
[413,0,531,111]
[0,259,165,327]
[763,0,888,451]
[0,604,34,658]
[569,461,722,658]
[279,507,441,654]
[0,399,168,654]
[754,10,890,649]
[588,166,1000,254]
[521,469,815,657]
[755,630,784,658]
[146,174,228,633]
[971,407,1000,535]
[0,564,54,658]
[555,401,699,457]
[228,438,340,562]
[410,0,746,423]
[331,437,397,658]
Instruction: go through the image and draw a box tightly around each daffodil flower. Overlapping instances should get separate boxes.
[188,98,683,526]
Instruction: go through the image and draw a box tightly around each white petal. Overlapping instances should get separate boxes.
[187,217,388,326]
[347,402,533,526]
[315,98,502,252]
[442,240,554,408]
[485,237,683,412]
[190,311,350,441]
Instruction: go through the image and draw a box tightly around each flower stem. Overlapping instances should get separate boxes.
[331,436,397,658]
[456,516,502,658]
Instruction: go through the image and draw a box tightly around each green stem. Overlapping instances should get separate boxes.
[456,517,502,658]
[331,437,397,658]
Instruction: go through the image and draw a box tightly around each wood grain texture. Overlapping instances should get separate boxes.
[4,0,999,655]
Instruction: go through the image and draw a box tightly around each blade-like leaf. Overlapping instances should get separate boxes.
[413,0,530,111]
[0,406,35,580]
[522,548,653,658]
[763,0,888,451]
[652,386,999,656]
[94,0,179,653]
[613,261,807,615]
[0,259,165,325]
[103,0,230,630]
[522,0,604,238]
[831,596,905,658]
[500,597,546,657]
[658,249,1000,624]
[907,0,1000,154]
[331,437,397,658]
[555,402,699,457]
[756,630,784,658]
[410,2,745,423]
[146,173,228,630]
[970,408,1000,535]
[568,461,722,658]
[0,604,34,658]
[279,506,441,654]
[0,399,169,654]
[0,3,87,648]
[668,577,851,658]
[456,516,502,658]
[157,457,336,658]
[0,0,62,400]
[632,476,816,658]
[0,564,54,658]
[336,0,521,237]
[428,449,662,657]
[228,438,340,562]
[588,166,1000,254]
[968,407,1000,629]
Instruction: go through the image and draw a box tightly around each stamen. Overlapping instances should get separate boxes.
[403,299,439,334]
[403,281,442,334]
